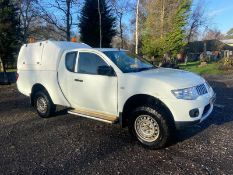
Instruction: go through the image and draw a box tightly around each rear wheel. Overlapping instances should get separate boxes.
[34,91,56,118]
[129,106,172,149]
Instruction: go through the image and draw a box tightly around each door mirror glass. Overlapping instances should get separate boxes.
[97,65,115,76]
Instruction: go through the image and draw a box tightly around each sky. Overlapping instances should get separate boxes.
[120,0,233,40]
[195,0,233,34]
[121,0,233,39]
[45,0,233,37]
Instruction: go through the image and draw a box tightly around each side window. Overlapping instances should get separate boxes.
[65,52,77,72]
[78,52,109,75]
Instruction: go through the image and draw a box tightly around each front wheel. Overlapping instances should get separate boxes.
[34,91,56,118]
[129,106,172,149]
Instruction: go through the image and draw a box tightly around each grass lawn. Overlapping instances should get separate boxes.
[6,69,17,72]
[179,61,223,75]
[0,69,17,72]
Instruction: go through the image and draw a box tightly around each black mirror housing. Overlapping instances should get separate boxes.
[97,66,115,76]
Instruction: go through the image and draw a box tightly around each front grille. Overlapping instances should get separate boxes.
[196,84,208,95]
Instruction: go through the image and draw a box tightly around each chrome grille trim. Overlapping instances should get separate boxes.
[196,84,208,95]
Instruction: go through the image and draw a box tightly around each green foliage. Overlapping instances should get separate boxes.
[217,57,232,70]
[0,0,20,71]
[142,36,165,58]
[165,0,191,57]
[179,61,223,75]
[79,0,116,47]
[218,57,233,71]
[142,0,191,59]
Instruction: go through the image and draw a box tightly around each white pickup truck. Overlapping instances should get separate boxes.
[17,41,216,149]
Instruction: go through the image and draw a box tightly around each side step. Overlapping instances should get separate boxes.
[68,109,118,124]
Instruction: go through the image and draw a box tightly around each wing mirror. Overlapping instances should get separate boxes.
[97,65,116,76]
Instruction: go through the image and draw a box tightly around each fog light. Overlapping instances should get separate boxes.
[189,108,199,118]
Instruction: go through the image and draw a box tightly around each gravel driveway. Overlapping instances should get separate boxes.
[0,75,233,175]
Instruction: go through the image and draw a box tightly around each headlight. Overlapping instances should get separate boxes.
[171,86,199,100]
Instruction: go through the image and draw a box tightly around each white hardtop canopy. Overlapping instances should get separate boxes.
[18,40,91,71]
[34,40,92,50]
[18,40,128,71]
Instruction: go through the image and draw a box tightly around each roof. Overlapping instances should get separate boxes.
[25,41,129,53]
[221,39,233,44]
[25,40,92,50]
[49,41,91,49]
[186,39,233,53]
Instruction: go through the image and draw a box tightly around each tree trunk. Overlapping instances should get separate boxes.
[135,0,139,55]
[120,15,123,48]
[187,23,195,43]
[160,0,165,38]
[66,0,71,41]
[98,0,102,48]
[0,58,3,72]
[1,59,9,84]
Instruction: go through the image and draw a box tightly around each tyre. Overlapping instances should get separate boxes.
[129,106,172,149]
[33,91,56,118]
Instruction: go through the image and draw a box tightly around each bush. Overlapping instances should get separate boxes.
[218,57,233,70]
[224,57,233,66]
[200,53,211,63]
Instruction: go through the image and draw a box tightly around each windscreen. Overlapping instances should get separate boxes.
[103,51,155,73]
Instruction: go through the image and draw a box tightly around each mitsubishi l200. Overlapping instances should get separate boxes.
[17,41,216,149]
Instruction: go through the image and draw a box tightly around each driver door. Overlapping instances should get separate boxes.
[68,51,118,116]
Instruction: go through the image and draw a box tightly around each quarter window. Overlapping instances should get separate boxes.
[65,52,77,72]
[78,52,109,75]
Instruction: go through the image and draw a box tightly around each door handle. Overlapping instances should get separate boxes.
[74,79,83,82]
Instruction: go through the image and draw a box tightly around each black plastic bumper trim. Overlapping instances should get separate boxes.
[175,120,200,130]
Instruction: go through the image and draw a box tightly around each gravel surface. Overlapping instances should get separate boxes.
[0,76,233,175]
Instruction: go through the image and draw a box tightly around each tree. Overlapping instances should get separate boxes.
[79,0,116,47]
[16,0,67,42]
[39,0,79,41]
[141,0,177,58]
[141,0,191,59]
[0,0,20,75]
[225,28,233,39]
[186,0,209,43]
[31,21,69,41]
[135,0,140,54]
[17,0,39,43]
[165,0,191,57]
[128,0,147,54]
[110,0,132,49]
[203,28,224,40]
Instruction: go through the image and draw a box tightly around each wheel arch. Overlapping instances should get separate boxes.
[120,94,175,128]
[30,83,53,106]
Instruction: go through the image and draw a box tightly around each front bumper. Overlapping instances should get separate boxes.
[175,120,200,129]
[175,92,216,129]
[163,89,216,130]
